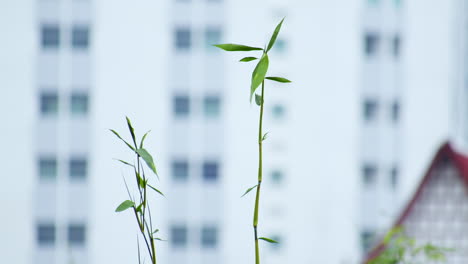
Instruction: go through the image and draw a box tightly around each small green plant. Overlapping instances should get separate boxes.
[110,117,164,264]
[368,227,452,264]
[214,18,291,264]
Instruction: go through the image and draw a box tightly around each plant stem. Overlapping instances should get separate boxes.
[253,80,265,264]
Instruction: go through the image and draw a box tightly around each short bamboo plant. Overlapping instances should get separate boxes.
[214,18,291,264]
[110,117,164,264]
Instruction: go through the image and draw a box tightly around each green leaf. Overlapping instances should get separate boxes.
[265,76,291,83]
[213,44,263,52]
[250,54,269,101]
[115,159,135,167]
[136,202,143,213]
[262,132,269,141]
[126,117,137,147]
[241,185,258,197]
[255,94,263,106]
[110,129,136,152]
[139,130,151,149]
[152,229,159,234]
[259,237,278,243]
[148,184,165,197]
[154,237,166,241]
[136,148,158,176]
[115,200,135,212]
[240,56,258,62]
[266,18,285,52]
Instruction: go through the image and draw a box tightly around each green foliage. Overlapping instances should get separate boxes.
[368,227,453,264]
[110,117,164,264]
[214,18,290,264]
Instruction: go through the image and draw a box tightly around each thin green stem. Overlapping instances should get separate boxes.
[253,80,265,264]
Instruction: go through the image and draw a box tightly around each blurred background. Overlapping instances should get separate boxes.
[1,0,465,263]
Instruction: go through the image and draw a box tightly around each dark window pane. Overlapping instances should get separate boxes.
[203,161,219,182]
[70,158,87,180]
[172,160,188,181]
[363,99,378,121]
[272,104,285,120]
[173,95,190,117]
[68,224,86,246]
[271,170,283,184]
[71,92,89,116]
[361,230,375,253]
[390,166,398,189]
[40,92,58,116]
[364,33,379,57]
[204,96,220,117]
[201,226,218,248]
[362,164,377,186]
[393,35,400,58]
[391,101,400,122]
[205,27,222,51]
[41,25,59,48]
[175,28,191,50]
[37,223,55,246]
[39,157,57,179]
[72,26,89,49]
[170,225,187,247]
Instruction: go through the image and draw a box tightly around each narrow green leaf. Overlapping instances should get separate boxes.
[262,132,269,142]
[241,185,258,197]
[266,18,285,52]
[126,116,137,147]
[115,159,135,167]
[255,94,263,106]
[136,148,158,176]
[250,54,269,101]
[109,129,136,152]
[115,200,135,212]
[265,76,291,83]
[139,130,151,149]
[152,229,160,234]
[240,56,258,62]
[213,44,263,52]
[154,237,166,241]
[136,202,143,213]
[148,184,165,197]
[259,237,278,243]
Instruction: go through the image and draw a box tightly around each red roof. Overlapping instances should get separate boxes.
[364,141,468,263]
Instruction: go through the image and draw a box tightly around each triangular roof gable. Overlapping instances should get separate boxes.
[365,141,468,263]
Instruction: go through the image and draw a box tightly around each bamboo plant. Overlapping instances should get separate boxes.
[110,117,164,264]
[214,18,291,264]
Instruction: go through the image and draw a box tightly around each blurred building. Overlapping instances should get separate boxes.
[0,0,457,264]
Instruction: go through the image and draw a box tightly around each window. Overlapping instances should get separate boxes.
[37,223,56,246]
[170,225,188,247]
[39,157,57,180]
[272,104,285,120]
[203,161,219,182]
[41,25,59,48]
[393,35,401,58]
[201,226,218,248]
[68,224,86,246]
[364,33,379,57]
[391,101,400,122]
[72,26,89,49]
[69,158,87,180]
[271,170,284,185]
[175,28,191,50]
[273,38,287,53]
[172,160,189,181]
[363,99,378,121]
[361,230,375,253]
[173,95,190,117]
[70,92,89,116]
[40,92,59,116]
[205,27,222,51]
[203,95,220,117]
[390,166,398,189]
[362,164,377,186]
